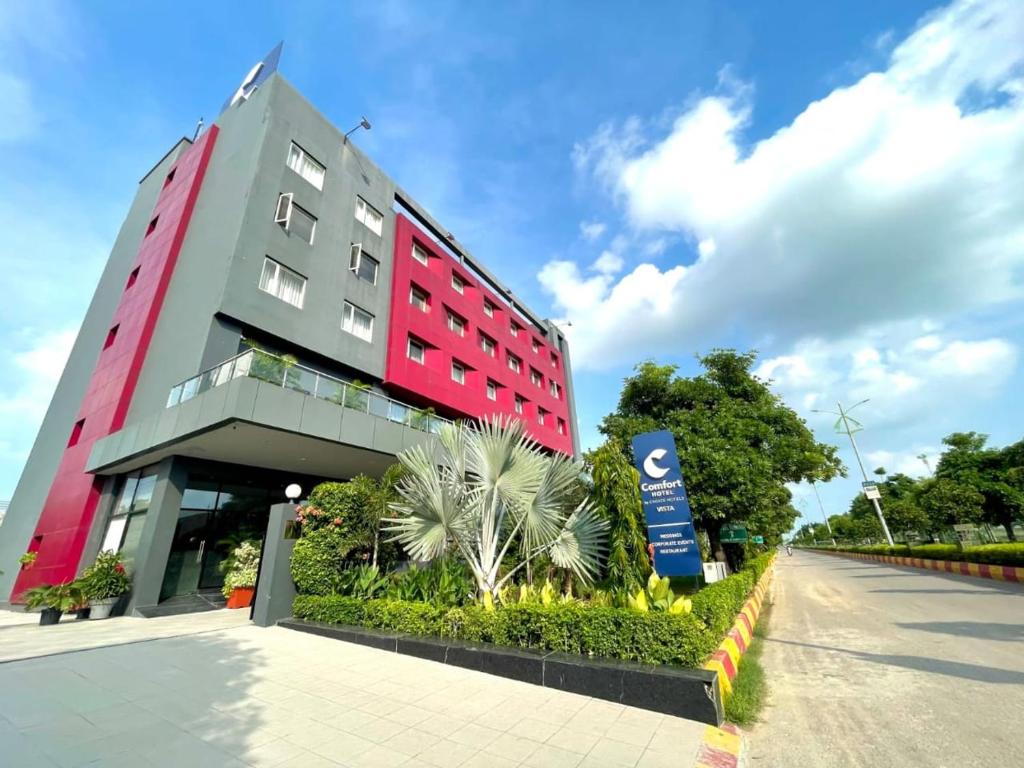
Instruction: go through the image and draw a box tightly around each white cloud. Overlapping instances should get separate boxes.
[579,220,606,241]
[754,324,1018,430]
[548,0,1024,370]
[865,447,940,478]
[591,251,624,275]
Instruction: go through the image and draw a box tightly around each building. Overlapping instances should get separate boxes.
[0,61,579,613]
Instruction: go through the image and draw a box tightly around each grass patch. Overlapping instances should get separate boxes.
[724,606,770,725]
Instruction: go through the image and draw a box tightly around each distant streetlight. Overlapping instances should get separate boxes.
[344,116,372,140]
[811,481,836,546]
[811,399,894,546]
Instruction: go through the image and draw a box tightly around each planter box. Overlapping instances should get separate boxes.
[227,587,255,609]
[278,618,724,725]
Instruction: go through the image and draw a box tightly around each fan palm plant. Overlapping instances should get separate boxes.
[386,418,608,598]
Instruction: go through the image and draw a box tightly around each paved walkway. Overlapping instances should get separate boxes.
[749,550,1024,767]
[0,610,706,767]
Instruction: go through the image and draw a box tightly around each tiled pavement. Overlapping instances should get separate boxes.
[0,611,706,767]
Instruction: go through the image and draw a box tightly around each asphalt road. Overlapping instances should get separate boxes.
[748,550,1024,767]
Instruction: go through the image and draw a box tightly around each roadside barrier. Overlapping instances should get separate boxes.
[815,549,1023,583]
[703,555,775,700]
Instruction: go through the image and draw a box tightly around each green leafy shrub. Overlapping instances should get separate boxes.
[387,558,474,607]
[291,527,362,595]
[293,594,717,667]
[820,542,1024,566]
[220,541,260,598]
[689,554,772,636]
[79,551,132,600]
[24,582,85,612]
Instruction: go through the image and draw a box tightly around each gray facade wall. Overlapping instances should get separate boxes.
[0,142,189,597]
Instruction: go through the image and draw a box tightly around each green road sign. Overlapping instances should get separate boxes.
[720,524,748,543]
[752,535,765,544]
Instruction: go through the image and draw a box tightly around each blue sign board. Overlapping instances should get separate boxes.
[631,430,702,577]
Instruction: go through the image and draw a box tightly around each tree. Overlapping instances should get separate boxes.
[386,419,608,598]
[917,477,985,529]
[585,439,651,592]
[848,473,930,539]
[600,351,844,563]
[936,432,1024,541]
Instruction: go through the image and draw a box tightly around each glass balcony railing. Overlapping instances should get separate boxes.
[166,349,450,435]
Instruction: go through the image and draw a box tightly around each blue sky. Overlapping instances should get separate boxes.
[2,0,1022,531]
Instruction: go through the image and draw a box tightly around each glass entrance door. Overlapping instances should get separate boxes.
[159,509,212,601]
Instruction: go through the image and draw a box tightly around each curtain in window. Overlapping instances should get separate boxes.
[277,268,305,307]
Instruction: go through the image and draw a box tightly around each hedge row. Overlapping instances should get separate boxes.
[292,553,774,668]
[811,542,1024,566]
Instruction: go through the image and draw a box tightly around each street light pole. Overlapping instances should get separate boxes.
[811,481,835,545]
[812,399,894,547]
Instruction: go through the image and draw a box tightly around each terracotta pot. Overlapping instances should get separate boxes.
[227,587,255,609]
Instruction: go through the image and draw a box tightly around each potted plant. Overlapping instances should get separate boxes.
[18,551,38,570]
[79,551,131,619]
[221,541,261,609]
[23,582,85,626]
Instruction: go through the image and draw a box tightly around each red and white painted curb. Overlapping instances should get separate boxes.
[816,549,1023,583]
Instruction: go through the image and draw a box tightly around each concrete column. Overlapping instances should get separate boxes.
[127,457,187,613]
[252,502,298,627]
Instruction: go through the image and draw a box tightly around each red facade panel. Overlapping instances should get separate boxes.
[384,214,574,454]
[11,128,219,599]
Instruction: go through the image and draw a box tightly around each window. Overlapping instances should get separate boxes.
[355,196,384,236]
[514,396,525,415]
[287,142,326,190]
[451,361,466,384]
[483,300,495,318]
[412,243,429,266]
[486,380,498,401]
[507,353,521,374]
[126,267,140,290]
[479,333,496,357]
[557,418,567,435]
[410,285,429,312]
[146,216,159,236]
[275,194,317,244]
[349,244,379,284]
[447,311,466,337]
[550,381,561,399]
[100,470,157,570]
[259,257,306,308]
[164,168,176,188]
[530,369,542,388]
[451,273,465,294]
[550,352,558,368]
[342,302,374,342]
[532,338,541,354]
[104,326,119,350]
[538,408,548,426]
[408,338,425,364]
[68,419,85,447]
[510,321,521,338]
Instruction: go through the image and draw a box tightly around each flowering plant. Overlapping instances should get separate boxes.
[294,505,345,533]
[221,541,261,598]
[79,551,132,600]
[18,551,38,568]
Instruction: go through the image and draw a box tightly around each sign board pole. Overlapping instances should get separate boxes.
[630,430,702,577]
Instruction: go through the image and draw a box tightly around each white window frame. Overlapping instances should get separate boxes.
[510,322,520,338]
[480,333,496,357]
[287,143,326,191]
[557,419,566,435]
[538,409,547,426]
[341,301,374,342]
[486,381,498,401]
[532,339,540,354]
[407,338,425,365]
[354,196,384,236]
[258,257,306,309]
[483,300,494,318]
[409,286,428,312]
[412,243,429,266]
[451,273,465,294]
[275,193,316,244]
[550,353,558,369]
[447,312,466,337]
[349,243,379,285]
[508,354,521,374]
[531,369,542,387]
[514,396,525,415]
[451,361,466,385]
[550,381,560,398]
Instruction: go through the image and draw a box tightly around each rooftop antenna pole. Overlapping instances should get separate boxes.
[193,117,204,141]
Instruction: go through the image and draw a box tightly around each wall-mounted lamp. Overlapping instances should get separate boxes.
[344,117,372,140]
